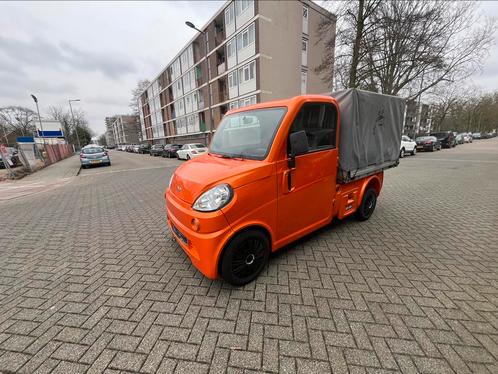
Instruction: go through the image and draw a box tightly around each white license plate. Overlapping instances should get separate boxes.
[91,160,101,164]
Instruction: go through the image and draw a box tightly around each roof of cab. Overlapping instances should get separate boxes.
[226,94,337,116]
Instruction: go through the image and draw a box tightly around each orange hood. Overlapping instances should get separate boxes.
[170,153,273,204]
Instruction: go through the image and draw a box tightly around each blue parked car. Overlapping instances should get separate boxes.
[80,145,111,168]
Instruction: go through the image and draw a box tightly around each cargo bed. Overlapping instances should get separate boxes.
[332,89,405,183]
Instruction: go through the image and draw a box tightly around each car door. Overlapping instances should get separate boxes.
[276,102,338,243]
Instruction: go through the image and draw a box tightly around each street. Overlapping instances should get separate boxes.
[0,140,497,373]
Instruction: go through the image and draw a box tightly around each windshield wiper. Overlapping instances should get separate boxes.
[209,152,247,160]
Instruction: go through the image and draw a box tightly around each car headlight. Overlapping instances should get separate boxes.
[193,184,233,212]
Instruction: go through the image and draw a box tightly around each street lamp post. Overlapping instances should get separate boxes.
[68,99,82,150]
[186,21,213,139]
[30,94,45,145]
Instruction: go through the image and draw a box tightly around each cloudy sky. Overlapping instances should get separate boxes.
[1,1,497,136]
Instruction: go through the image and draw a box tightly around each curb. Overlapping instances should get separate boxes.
[76,165,82,176]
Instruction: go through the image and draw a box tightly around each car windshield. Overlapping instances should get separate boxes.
[82,147,104,154]
[416,136,433,141]
[210,107,287,160]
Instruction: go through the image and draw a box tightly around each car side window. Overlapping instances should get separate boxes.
[289,103,337,153]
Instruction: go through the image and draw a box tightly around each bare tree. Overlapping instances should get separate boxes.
[317,1,496,97]
[0,106,37,136]
[130,79,150,116]
[47,106,92,146]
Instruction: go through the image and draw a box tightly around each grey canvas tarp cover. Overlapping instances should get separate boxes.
[331,88,405,183]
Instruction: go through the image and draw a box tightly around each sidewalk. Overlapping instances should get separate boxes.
[0,155,80,201]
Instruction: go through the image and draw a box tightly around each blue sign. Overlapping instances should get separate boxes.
[17,136,35,143]
[37,130,64,138]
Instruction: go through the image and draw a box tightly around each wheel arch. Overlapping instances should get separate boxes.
[360,175,382,201]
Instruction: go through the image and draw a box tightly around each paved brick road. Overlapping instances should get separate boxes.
[0,141,497,373]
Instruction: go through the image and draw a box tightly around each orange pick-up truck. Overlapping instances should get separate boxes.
[166,93,403,285]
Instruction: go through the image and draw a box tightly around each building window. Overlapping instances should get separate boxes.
[227,39,236,59]
[239,95,257,108]
[301,70,307,94]
[303,5,309,34]
[229,101,239,110]
[228,70,238,88]
[225,3,235,25]
[237,23,255,51]
[239,61,255,84]
[236,0,253,15]
[302,38,308,66]
[171,58,181,81]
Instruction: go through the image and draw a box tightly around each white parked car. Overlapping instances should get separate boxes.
[400,135,417,157]
[176,143,208,160]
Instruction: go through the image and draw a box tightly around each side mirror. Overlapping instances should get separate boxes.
[288,130,309,168]
[289,130,309,157]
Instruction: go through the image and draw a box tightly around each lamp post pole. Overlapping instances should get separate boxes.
[69,99,82,150]
[186,21,213,139]
[30,94,45,145]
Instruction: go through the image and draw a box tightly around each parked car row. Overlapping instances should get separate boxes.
[118,143,208,160]
[471,132,497,140]
[399,130,489,157]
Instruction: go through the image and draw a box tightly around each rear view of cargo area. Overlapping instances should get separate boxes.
[332,88,406,183]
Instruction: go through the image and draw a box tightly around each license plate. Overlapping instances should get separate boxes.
[91,160,101,164]
[172,224,188,245]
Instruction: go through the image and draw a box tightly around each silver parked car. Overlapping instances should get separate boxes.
[80,145,111,168]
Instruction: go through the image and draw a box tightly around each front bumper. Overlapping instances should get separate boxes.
[416,144,434,151]
[165,189,233,279]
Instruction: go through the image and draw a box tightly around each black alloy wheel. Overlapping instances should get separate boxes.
[356,188,377,221]
[220,229,270,286]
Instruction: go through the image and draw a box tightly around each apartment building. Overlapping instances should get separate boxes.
[105,116,116,147]
[404,100,432,138]
[110,115,140,145]
[139,0,335,144]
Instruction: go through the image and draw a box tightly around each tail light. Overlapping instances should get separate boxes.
[192,150,198,154]
[80,153,85,158]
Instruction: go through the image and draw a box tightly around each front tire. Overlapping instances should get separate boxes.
[186,155,191,160]
[356,188,377,221]
[220,229,270,286]
[411,147,416,156]
[400,148,405,158]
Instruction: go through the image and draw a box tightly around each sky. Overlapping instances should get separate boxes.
[1,1,497,137]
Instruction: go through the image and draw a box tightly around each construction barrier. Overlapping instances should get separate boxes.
[43,143,74,165]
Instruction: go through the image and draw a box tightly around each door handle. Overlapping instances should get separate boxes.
[283,170,295,193]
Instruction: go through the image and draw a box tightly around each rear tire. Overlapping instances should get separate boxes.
[220,229,270,286]
[411,147,416,156]
[400,148,405,158]
[431,144,435,152]
[186,155,191,160]
[356,188,377,221]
